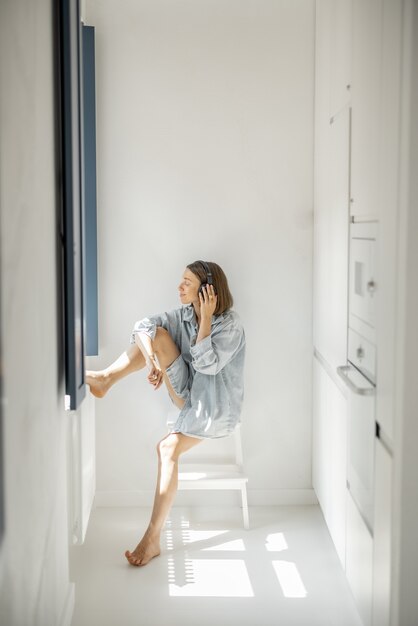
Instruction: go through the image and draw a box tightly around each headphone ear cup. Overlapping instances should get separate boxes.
[199,283,217,296]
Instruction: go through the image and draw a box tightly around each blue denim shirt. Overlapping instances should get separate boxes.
[131,305,245,439]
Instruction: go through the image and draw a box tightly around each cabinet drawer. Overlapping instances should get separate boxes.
[348,328,376,383]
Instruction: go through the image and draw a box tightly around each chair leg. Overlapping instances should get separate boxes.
[241,485,250,530]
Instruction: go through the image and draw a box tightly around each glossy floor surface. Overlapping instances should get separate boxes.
[70,505,362,626]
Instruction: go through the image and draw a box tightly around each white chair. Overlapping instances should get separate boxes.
[177,426,249,529]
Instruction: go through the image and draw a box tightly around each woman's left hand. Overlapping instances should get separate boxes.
[199,284,217,320]
[147,355,164,390]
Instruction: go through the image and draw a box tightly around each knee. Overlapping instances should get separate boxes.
[157,436,180,463]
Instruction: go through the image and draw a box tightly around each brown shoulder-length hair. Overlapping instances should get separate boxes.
[187,260,234,316]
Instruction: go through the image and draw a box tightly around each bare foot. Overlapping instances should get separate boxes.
[85,371,110,398]
[125,533,161,567]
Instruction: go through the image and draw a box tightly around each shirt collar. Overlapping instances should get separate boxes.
[183,305,195,322]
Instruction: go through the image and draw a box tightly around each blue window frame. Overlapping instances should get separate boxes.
[82,25,99,357]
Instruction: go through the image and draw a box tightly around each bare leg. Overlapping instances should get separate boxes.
[150,327,186,410]
[125,433,201,566]
[86,344,146,398]
[86,327,185,403]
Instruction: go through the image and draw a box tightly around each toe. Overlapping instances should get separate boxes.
[125,550,135,564]
[125,550,142,566]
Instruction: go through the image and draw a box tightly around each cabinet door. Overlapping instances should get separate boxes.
[372,438,392,626]
[330,0,352,117]
[312,357,348,567]
[346,491,373,626]
[350,0,383,219]
[315,0,332,127]
[313,107,350,369]
[317,0,352,119]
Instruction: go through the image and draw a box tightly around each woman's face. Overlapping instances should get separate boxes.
[178,268,200,304]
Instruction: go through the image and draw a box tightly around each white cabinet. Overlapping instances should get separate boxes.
[314,1,409,625]
[372,437,392,626]
[314,2,350,371]
[313,0,350,574]
[350,0,383,219]
[312,357,348,567]
[313,107,350,370]
[346,491,374,626]
[330,0,352,117]
[316,0,352,119]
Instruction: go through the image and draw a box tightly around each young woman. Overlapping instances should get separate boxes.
[86,260,245,567]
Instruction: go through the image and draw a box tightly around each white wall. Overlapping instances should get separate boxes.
[86,0,315,505]
[0,2,74,625]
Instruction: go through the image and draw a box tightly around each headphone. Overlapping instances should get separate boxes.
[198,260,215,295]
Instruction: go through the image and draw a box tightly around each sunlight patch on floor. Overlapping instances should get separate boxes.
[168,559,254,597]
[203,538,246,551]
[180,529,229,545]
[272,560,307,598]
[265,532,288,552]
[165,525,306,599]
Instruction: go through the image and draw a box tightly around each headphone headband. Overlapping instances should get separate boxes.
[198,260,213,285]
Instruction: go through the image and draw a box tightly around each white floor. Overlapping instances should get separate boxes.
[70,505,362,626]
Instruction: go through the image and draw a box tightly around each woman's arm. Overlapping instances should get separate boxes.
[191,316,245,376]
[134,332,164,389]
[131,308,181,389]
[193,287,245,375]
[196,284,217,344]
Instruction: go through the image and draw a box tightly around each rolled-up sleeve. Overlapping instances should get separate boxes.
[190,323,245,375]
[130,315,160,343]
[130,307,185,345]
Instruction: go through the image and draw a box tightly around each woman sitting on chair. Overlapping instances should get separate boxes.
[86,260,246,567]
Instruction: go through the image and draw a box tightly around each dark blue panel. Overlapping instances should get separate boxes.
[60,0,86,410]
[82,25,98,356]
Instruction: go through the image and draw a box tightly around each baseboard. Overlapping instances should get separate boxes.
[94,488,318,507]
[94,490,155,507]
[59,582,75,626]
[248,488,318,506]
